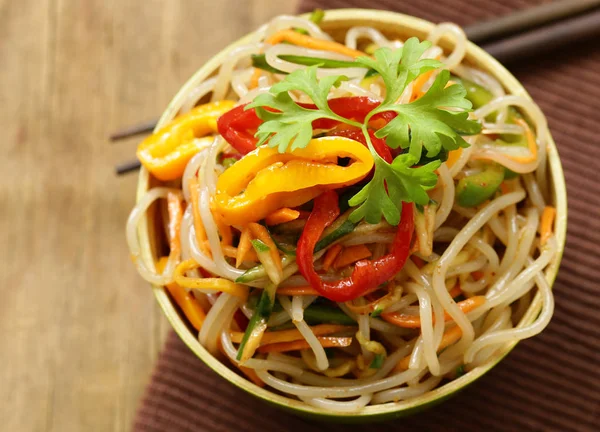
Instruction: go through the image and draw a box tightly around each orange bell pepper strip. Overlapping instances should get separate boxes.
[213,137,374,226]
[137,100,235,180]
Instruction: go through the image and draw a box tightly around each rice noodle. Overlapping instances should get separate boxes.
[127,17,559,411]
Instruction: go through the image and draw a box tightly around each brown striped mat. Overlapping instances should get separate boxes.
[133,1,600,431]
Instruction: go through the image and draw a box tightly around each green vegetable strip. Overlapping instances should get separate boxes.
[370,353,385,369]
[251,54,369,75]
[235,255,295,283]
[236,283,277,360]
[294,9,325,35]
[251,239,270,253]
[314,219,357,252]
[456,163,505,207]
[303,305,356,325]
[370,307,383,318]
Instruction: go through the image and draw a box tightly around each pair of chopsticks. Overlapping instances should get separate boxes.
[113,0,600,175]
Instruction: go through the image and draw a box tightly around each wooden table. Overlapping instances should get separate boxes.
[0,1,296,430]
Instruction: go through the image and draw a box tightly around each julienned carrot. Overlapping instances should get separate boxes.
[276,285,319,296]
[381,296,485,328]
[248,223,282,274]
[540,206,556,245]
[189,178,211,257]
[249,68,262,90]
[499,181,511,195]
[323,244,343,271]
[472,271,485,281]
[236,226,253,268]
[167,192,183,260]
[449,284,463,298]
[230,324,353,345]
[334,244,372,269]
[265,208,301,226]
[410,70,435,101]
[213,243,258,262]
[512,118,538,164]
[445,148,463,169]
[257,336,353,353]
[157,257,206,331]
[395,325,463,371]
[265,29,365,59]
[213,212,233,246]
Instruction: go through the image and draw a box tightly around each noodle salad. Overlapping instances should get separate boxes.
[127,11,558,412]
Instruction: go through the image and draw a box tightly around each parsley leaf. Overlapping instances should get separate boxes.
[244,38,481,226]
[246,66,353,152]
[375,69,482,159]
[354,38,442,105]
[348,154,440,225]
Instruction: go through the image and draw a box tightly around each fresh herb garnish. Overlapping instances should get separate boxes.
[246,38,481,225]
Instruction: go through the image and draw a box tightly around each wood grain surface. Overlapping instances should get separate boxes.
[0,1,297,431]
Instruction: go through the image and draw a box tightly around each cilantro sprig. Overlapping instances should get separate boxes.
[246,37,481,225]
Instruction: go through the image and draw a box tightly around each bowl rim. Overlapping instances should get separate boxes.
[135,8,568,419]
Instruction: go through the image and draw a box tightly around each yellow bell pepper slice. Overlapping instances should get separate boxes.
[137,100,235,181]
[213,136,374,225]
[157,257,206,331]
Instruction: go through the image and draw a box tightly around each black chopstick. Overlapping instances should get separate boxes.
[465,0,600,44]
[109,119,159,141]
[115,159,143,175]
[113,2,600,175]
[482,8,600,64]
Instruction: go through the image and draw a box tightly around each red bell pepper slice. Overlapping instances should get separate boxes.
[328,128,393,163]
[216,104,263,154]
[296,190,414,302]
[216,97,396,155]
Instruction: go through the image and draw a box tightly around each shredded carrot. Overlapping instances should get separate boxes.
[412,256,426,269]
[236,225,253,268]
[445,148,463,169]
[216,339,265,387]
[449,284,463,298]
[249,68,262,90]
[248,223,282,274]
[410,70,435,101]
[265,29,365,59]
[540,206,556,245]
[395,325,462,371]
[212,243,258,262]
[499,181,511,195]
[276,285,320,296]
[472,271,485,281]
[166,192,183,260]
[189,178,212,257]
[265,208,301,226]
[323,244,343,271]
[212,211,233,246]
[230,324,353,345]
[257,336,353,353]
[381,296,486,328]
[334,244,372,269]
[512,118,538,163]
[157,257,206,331]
